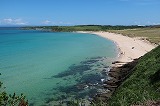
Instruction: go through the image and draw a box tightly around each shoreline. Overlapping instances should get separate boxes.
[76,31,157,103]
[77,31,156,65]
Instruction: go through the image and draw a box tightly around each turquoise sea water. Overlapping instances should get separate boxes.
[0,28,117,105]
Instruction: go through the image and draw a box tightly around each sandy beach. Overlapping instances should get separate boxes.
[77,31,156,65]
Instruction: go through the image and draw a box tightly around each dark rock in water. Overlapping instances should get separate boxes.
[102,69,107,72]
[107,87,116,92]
[78,74,103,84]
[108,72,120,79]
[51,84,99,102]
[44,56,111,103]
[104,80,121,86]
[75,88,97,99]
[88,89,98,97]
[61,95,66,100]
[66,100,83,106]
[103,85,118,88]
[75,92,87,99]
[96,64,101,67]
[112,61,125,64]
[54,85,82,94]
[101,92,113,98]
[101,68,109,75]
[101,71,107,76]
[90,56,102,60]
[63,78,67,80]
[56,82,60,85]
[104,66,109,68]
[76,83,89,89]
[80,59,99,64]
[53,64,91,78]
[29,103,35,106]
[49,56,108,79]
[45,98,55,104]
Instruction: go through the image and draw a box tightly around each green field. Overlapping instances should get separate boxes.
[109,28,160,44]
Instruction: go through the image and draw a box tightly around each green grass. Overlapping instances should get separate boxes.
[109,28,160,44]
[108,46,160,106]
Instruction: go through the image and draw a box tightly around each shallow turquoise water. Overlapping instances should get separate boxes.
[0,28,117,105]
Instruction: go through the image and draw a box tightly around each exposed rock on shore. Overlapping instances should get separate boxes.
[93,58,139,102]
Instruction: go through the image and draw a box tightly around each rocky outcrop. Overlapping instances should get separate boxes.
[93,59,139,102]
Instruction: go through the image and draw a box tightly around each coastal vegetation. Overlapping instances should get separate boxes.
[0,80,28,106]
[108,45,160,106]
[23,25,145,32]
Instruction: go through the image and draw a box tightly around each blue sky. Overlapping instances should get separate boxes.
[0,0,160,26]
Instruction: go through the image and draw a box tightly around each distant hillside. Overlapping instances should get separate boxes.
[108,45,160,106]
[23,25,160,44]
[23,25,145,32]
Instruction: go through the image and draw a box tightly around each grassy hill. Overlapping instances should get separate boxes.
[108,45,160,106]
[109,28,160,45]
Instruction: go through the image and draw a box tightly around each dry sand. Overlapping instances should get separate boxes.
[77,31,156,65]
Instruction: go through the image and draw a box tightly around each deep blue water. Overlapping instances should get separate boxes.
[0,28,117,105]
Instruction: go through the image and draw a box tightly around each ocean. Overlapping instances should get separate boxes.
[0,28,118,105]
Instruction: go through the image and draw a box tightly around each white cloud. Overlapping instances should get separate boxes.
[57,21,72,25]
[3,18,13,24]
[152,22,160,25]
[41,20,72,25]
[42,20,52,24]
[134,20,160,26]
[0,18,28,25]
